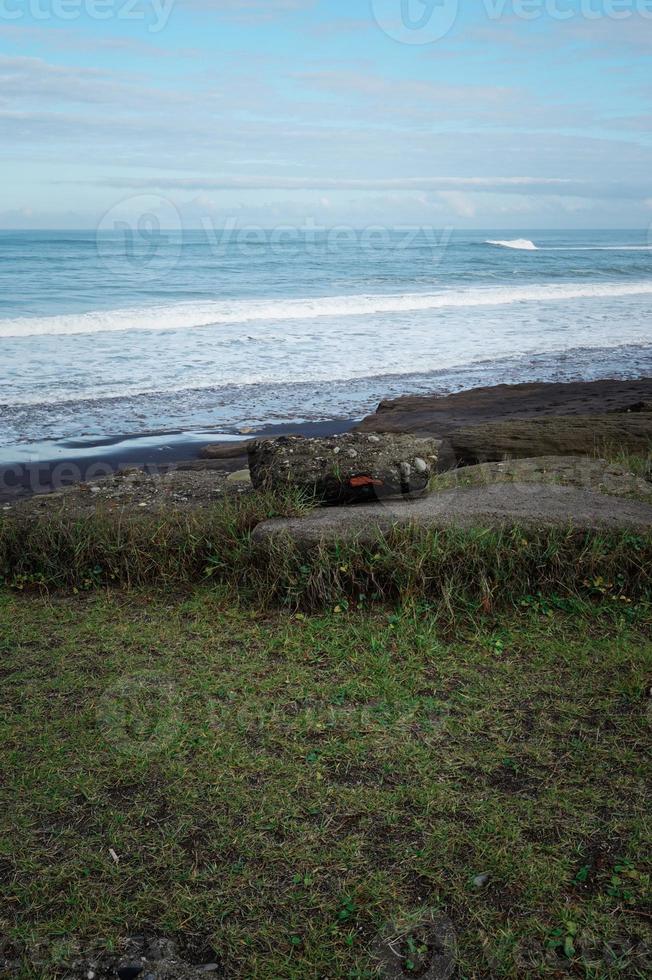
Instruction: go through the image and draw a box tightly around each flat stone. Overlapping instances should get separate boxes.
[225,469,252,485]
[429,456,652,503]
[252,484,652,546]
[452,413,652,465]
[356,379,652,469]
[200,441,253,460]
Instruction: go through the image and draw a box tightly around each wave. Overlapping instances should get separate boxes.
[486,239,652,252]
[2,281,652,338]
[538,245,652,252]
[486,239,538,250]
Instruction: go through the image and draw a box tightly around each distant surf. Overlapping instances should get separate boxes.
[486,239,538,250]
[486,238,652,252]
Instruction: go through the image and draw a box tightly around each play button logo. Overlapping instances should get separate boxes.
[371,0,459,44]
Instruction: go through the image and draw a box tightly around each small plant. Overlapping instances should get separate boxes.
[547,920,579,959]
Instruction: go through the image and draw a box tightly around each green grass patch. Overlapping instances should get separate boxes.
[1,494,651,620]
[0,592,650,977]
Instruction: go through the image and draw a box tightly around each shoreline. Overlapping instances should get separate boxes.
[2,375,652,505]
[0,418,355,502]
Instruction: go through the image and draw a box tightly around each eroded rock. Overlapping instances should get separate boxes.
[248,433,440,503]
[451,413,652,465]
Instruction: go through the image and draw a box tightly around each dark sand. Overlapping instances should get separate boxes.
[0,418,354,503]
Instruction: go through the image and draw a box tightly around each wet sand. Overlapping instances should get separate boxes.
[0,418,355,503]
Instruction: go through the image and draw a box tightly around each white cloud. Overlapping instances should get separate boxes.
[437,190,477,218]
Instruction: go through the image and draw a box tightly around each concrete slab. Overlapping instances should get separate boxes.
[252,483,652,546]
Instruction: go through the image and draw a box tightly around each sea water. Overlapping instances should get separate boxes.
[1,228,651,462]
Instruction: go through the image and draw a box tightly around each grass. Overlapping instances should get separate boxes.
[1,491,652,620]
[0,590,651,977]
[1,485,651,975]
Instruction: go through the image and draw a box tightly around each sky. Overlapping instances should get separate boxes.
[1,0,652,229]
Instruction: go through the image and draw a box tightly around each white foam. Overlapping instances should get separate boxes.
[486,239,538,250]
[538,245,652,252]
[2,280,652,338]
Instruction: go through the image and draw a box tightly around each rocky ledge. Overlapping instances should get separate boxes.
[356,379,652,469]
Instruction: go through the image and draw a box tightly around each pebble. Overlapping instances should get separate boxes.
[399,462,411,479]
[200,966,221,974]
[472,873,491,889]
[413,457,428,474]
[367,435,380,443]
[346,449,358,459]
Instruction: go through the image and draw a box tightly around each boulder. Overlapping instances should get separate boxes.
[451,413,652,465]
[247,433,440,504]
[201,441,254,460]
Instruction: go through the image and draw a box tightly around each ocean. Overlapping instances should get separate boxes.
[1,228,651,465]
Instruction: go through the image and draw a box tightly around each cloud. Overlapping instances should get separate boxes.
[291,67,597,130]
[0,25,200,60]
[84,174,652,201]
[437,190,477,218]
[182,0,317,22]
[0,54,189,108]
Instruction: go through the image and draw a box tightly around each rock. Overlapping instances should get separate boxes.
[356,379,652,469]
[429,456,652,503]
[225,469,252,485]
[612,400,652,413]
[472,873,491,889]
[200,441,254,460]
[451,413,652,465]
[247,433,439,504]
[252,484,652,547]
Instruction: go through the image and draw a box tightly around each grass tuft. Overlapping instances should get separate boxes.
[1,494,651,617]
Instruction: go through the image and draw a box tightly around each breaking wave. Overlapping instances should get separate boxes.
[486,239,538,250]
[3,281,652,338]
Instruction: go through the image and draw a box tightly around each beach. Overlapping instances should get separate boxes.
[2,229,652,485]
